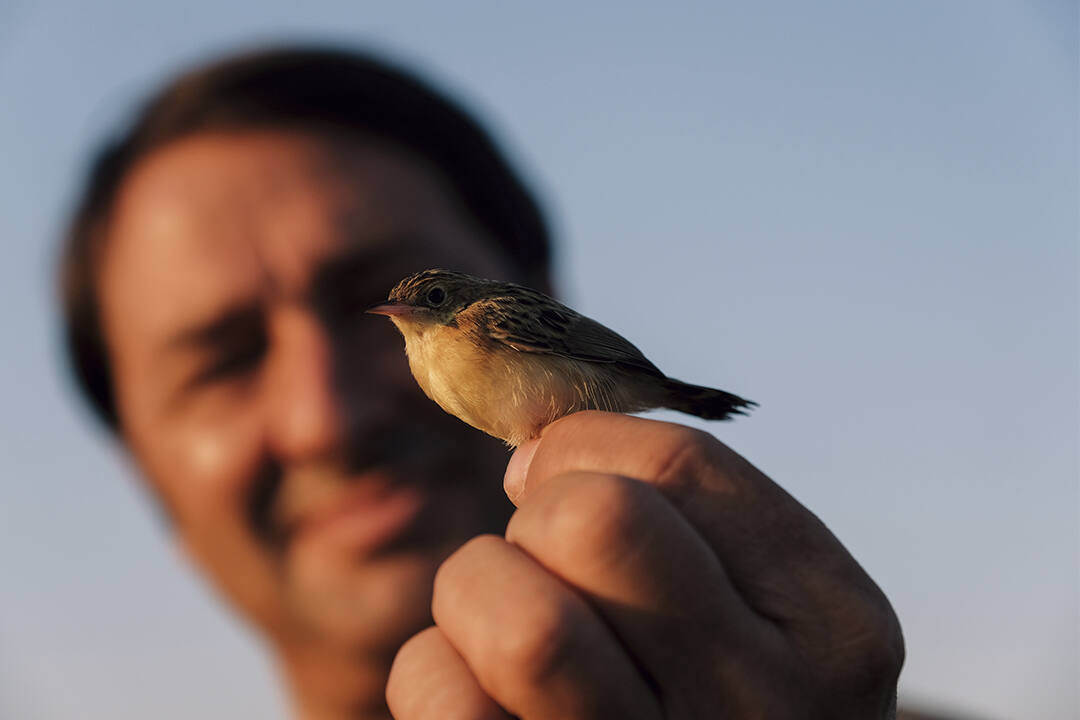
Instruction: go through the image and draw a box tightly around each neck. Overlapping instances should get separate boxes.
[279,639,394,720]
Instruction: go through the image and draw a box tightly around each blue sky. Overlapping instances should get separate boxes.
[1,2,1076,718]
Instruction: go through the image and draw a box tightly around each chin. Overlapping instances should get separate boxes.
[276,425,512,655]
[286,544,444,655]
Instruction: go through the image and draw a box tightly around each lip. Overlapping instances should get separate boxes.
[284,474,430,554]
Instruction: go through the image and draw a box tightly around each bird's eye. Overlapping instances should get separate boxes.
[426,286,446,306]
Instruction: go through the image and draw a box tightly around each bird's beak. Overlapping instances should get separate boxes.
[366,302,415,318]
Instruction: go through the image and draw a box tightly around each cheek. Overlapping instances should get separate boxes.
[133,405,265,536]
[127,400,291,633]
[338,321,426,407]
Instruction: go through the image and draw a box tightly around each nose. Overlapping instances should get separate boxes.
[264,308,350,463]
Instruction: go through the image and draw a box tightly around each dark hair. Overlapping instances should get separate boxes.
[59,45,551,432]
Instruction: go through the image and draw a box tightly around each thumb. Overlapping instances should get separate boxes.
[503,438,540,505]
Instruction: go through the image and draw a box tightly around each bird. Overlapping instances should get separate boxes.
[367,269,756,447]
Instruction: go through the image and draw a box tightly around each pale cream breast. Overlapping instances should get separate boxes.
[395,318,645,446]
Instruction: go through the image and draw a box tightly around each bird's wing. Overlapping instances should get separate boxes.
[481,295,664,377]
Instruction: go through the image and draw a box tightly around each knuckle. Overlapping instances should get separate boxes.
[492,595,583,688]
[432,534,504,616]
[546,474,647,558]
[853,604,905,683]
[385,628,437,716]
[825,596,906,693]
[651,426,717,491]
[455,532,507,562]
[391,626,432,669]
[387,629,502,720]
[546,409,604,434]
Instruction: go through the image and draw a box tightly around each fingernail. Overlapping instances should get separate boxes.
[504,438,540,503]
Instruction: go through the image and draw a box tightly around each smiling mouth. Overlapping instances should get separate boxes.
[248,417,461,555]
[278,472,431,555]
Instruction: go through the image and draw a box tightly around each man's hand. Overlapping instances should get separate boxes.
[386,412,904,719]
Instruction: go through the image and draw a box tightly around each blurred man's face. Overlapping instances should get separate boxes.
[97,131,516,661]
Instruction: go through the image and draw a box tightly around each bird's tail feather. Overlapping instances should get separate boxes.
[659,378,757,420]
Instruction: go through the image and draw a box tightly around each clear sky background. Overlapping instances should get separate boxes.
[0,2,1076,719]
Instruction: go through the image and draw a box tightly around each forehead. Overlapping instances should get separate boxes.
[98,131,504,351]
[104,131,476,298]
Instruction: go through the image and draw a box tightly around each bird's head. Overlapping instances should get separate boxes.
[367,269,497,332]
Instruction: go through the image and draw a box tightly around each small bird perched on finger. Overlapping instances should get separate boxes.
[368,269,756,447]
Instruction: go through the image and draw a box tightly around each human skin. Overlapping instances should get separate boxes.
[388,413,905,718]
[97,130,903,719]
[98,131,517,718]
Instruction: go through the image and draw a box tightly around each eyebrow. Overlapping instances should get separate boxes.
[310,239,417,294]
[162,235,426,356]
[165,304,264,355]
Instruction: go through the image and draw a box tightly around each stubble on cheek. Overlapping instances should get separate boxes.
[283,534,441,649]
[128,411,295,633]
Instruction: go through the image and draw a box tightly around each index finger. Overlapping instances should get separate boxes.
[504,411,753,508]
[504,411,892,634]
